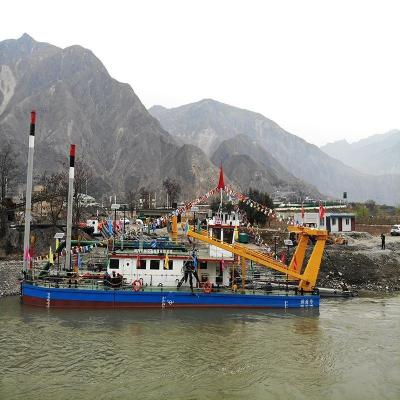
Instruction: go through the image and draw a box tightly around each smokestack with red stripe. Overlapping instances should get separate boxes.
[23,111,36,271]
[65,144,76,271]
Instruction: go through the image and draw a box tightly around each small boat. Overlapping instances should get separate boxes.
[318,287,358,298]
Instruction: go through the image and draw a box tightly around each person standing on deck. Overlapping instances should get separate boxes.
[381,233,386,250]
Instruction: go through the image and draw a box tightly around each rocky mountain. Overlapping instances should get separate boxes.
[211,134,321,198]
[150,99,400,205]
[321,130,400,175]
[0,34,220,201]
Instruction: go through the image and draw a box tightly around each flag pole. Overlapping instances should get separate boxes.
[65,144,76,271]
[218,162,225,220]
[23,111,36,272]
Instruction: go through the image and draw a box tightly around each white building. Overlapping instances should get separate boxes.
[293,212,355,232]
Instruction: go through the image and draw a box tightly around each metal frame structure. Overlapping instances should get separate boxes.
[187,226,328,292]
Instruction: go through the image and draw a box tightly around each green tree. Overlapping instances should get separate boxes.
[37,171,68,225]
[365,200,376,215]
[210,198,234,213]
[0,143,17,235]
[239,188,273,225]
[355,204,369,218]
[163,178,181,206]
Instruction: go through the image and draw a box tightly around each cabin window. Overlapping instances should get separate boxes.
[212,228,221,240]
[345,218,350,225]
[224,230,233,243]
[164,260,173,270]
[137,259,146,269]
[150,260,160,270]
[200,261,207,270]
[109,259,119,269]
[332,218,336,226]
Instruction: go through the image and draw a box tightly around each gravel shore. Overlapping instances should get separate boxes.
[319,232,400,292]
[0,261,23,297]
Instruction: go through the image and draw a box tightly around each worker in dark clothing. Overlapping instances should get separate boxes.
[381,233,386,250]
[177,260,200,292]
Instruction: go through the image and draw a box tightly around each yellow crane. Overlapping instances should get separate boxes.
[187,226,328,292]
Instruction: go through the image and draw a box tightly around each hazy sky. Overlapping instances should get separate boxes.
[1,0,400,146]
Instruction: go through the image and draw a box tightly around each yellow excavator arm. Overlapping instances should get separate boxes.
[187,226,328,292]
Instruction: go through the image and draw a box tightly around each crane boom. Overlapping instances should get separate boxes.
[187,226,328,292]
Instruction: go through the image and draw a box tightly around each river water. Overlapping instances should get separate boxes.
[0,295,399,400]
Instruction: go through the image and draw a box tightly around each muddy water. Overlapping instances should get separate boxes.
[0,295,399,400]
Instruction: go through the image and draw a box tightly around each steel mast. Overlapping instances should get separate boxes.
[23,111,36,272]
[65,144,76,271]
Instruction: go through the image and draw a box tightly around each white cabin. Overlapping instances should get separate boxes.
[207,211,240,227]
[293,212,355,233]
[107,251,231,288]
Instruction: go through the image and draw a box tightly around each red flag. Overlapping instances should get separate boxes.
[217,163,225,190]
[319,203,326,219]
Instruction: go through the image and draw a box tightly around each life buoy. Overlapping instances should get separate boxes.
[133,279,142,292]
[203,281,212,294]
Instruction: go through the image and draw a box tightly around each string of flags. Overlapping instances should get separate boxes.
[224,185,275,216]
[27,243,99,263]
[166,185,276,220]
[60,244,96,256]
[26,166,295,264]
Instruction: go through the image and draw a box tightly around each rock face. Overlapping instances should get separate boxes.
[211,135,321,198]
[0,34,219,200]
[150,99,400,205]
[321,130,400,176]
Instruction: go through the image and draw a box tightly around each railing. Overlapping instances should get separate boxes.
[23,276,318,296]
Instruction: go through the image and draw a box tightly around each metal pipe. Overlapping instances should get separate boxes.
[23,111,36,271]
[113,207,116,251]
[65,144,76,271]
[122,205,126,250]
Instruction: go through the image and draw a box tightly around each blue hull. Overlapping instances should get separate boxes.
[21,283,319,309]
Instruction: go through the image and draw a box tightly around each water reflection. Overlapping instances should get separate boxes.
[16,302,320,331]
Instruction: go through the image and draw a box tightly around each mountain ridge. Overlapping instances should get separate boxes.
[321,130,400,175]
[0,34,220,201]
[150,99,400,205]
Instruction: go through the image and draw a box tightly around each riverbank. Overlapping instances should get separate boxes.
[1,231,400,298]
[319,232,400,292]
